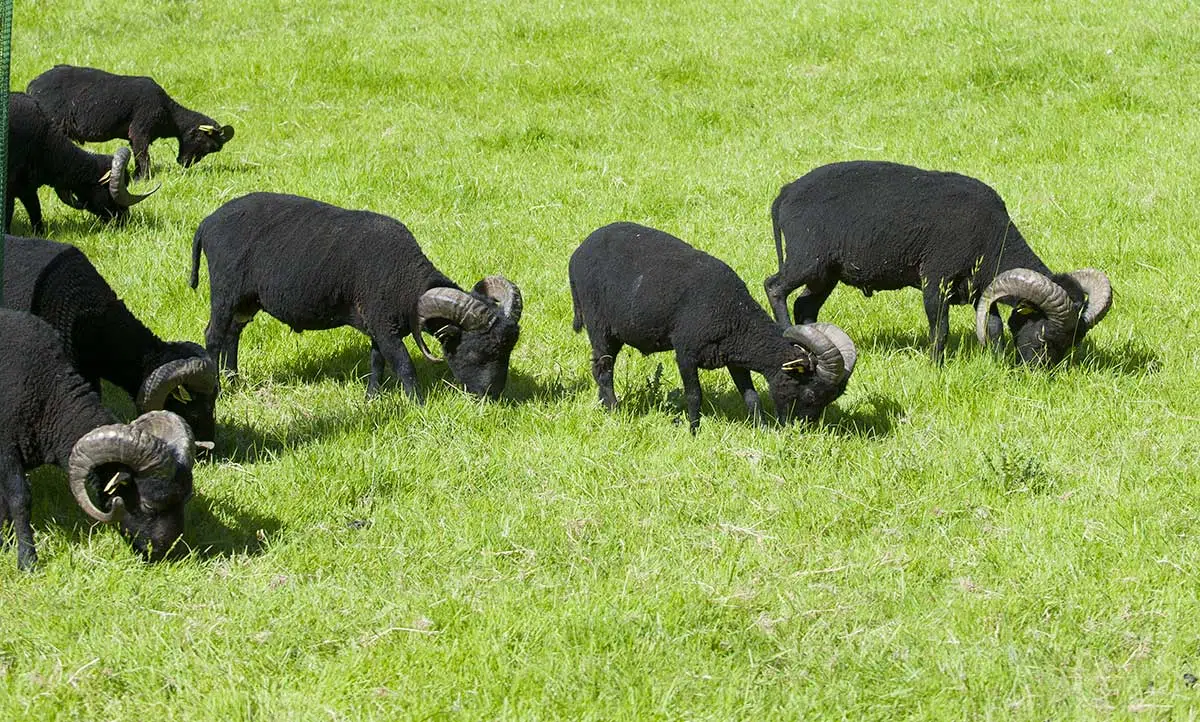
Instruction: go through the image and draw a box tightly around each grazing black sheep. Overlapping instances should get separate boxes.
[189,192,523,400]
[764,160,1112,365]
[27,65,235,180]
[3,235,219,444]
[569,222,856,433]
[5,92,154,234]
[0,309,198,569]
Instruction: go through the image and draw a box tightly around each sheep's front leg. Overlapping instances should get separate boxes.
[130,132,153,180]
[728,366,762,426]
[374,333,421,402]
[923,278,952,365]
[676,356,704,435]
[17,188,44,235]
[1,461,36,570]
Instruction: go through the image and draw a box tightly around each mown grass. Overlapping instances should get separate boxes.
[2,0,1199,718]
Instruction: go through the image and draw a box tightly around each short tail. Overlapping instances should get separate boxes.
[771,192,785,270]
[189,229,203,289]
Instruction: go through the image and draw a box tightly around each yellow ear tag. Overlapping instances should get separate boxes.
[172,387,193,403]
[781,356,810,372]
[1015,303,1036,316]
[198,124,216,134]
[98,170,113,184]
[104,471,123,494]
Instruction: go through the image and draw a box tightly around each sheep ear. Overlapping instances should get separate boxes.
[219,125,235,142]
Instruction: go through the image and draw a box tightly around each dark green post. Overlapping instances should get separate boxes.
[0,0,11,304]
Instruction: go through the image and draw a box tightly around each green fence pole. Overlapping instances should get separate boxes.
[0,0,11,305]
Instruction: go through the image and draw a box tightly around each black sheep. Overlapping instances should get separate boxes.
[569,222,856,433]
[0,309,198,569]
[764,160,1112,365]
[189,192,523,400]
[5,92,155,234]
[27,65,235,180]
[3,235,219,444]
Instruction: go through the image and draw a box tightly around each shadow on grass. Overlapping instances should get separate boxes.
[1068,338,1162,376]
[183,493,283,559]
[211,405,363,464]
[822,391,905,438]
[502,367,590,404]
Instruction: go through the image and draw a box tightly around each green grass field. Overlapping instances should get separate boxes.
[3,0,1199,718]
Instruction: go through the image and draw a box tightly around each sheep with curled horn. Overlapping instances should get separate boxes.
[5,92,156,234]
[570,222,856,433]
[189,192,523,400]
[3,235,219,446]
[0,309,201,569]
[27,65,235,180]
[764,160,1112,366]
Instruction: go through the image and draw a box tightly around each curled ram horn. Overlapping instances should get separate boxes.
[975,268,1072,346]
[473,275,523,322]
[137,354,218,413]
[782,323,848,385]
[108,147,160,207]
[67,423,176,523]
[1066,268,1112,328]
[808,322,857,381]
[129,411,197,468]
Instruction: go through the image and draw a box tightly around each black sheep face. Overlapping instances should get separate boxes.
[766,366,840,426]
[161,391,217,448]
[57,175,127,224]
[178,125,232,168]
[1007,281,1087,367]
[105,467,193,561]
[439,318,520,400]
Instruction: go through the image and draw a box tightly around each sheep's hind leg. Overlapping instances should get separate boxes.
[205,302,254,378]
[1,461,36,570]
[589,335,622,410]
[728,366,762,426]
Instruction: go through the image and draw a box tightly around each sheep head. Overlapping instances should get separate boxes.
[179,123,235,168]
[975,268,1112,366]
[770,322,857,424]
[66,411,197,561]
[416,277,523,400]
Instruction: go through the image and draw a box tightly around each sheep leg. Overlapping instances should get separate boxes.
[17,187,44,235]
[374,334,421,401]
[676,356,703,434]
[130,133,152,180]
[923,279,952,364]
[792,278,837,326]
[728,366,762,425]
[589,336,622,410]
[3,193,13,233]
[0,463,36,570]
[205,306,251,376]
[763,272,799,325]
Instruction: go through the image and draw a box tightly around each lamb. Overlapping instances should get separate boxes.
[764,160,1113,365]
[3,235,219,445]
[5,92,154,234]
[569,222,856,433]
[189,192,523,400]
[0,308,199,569]
[27,65,235,180]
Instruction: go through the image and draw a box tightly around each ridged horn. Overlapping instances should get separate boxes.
[108,147,160,207]
[975,268,1072,346]
[808,322,857,380]
[136,354,218,412]
[782,324,847,385]
[1067,268,1112,328]
[473,276,523,322]
[130,411,197,467]
[67,424,176,523]
[417,287,494,333]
